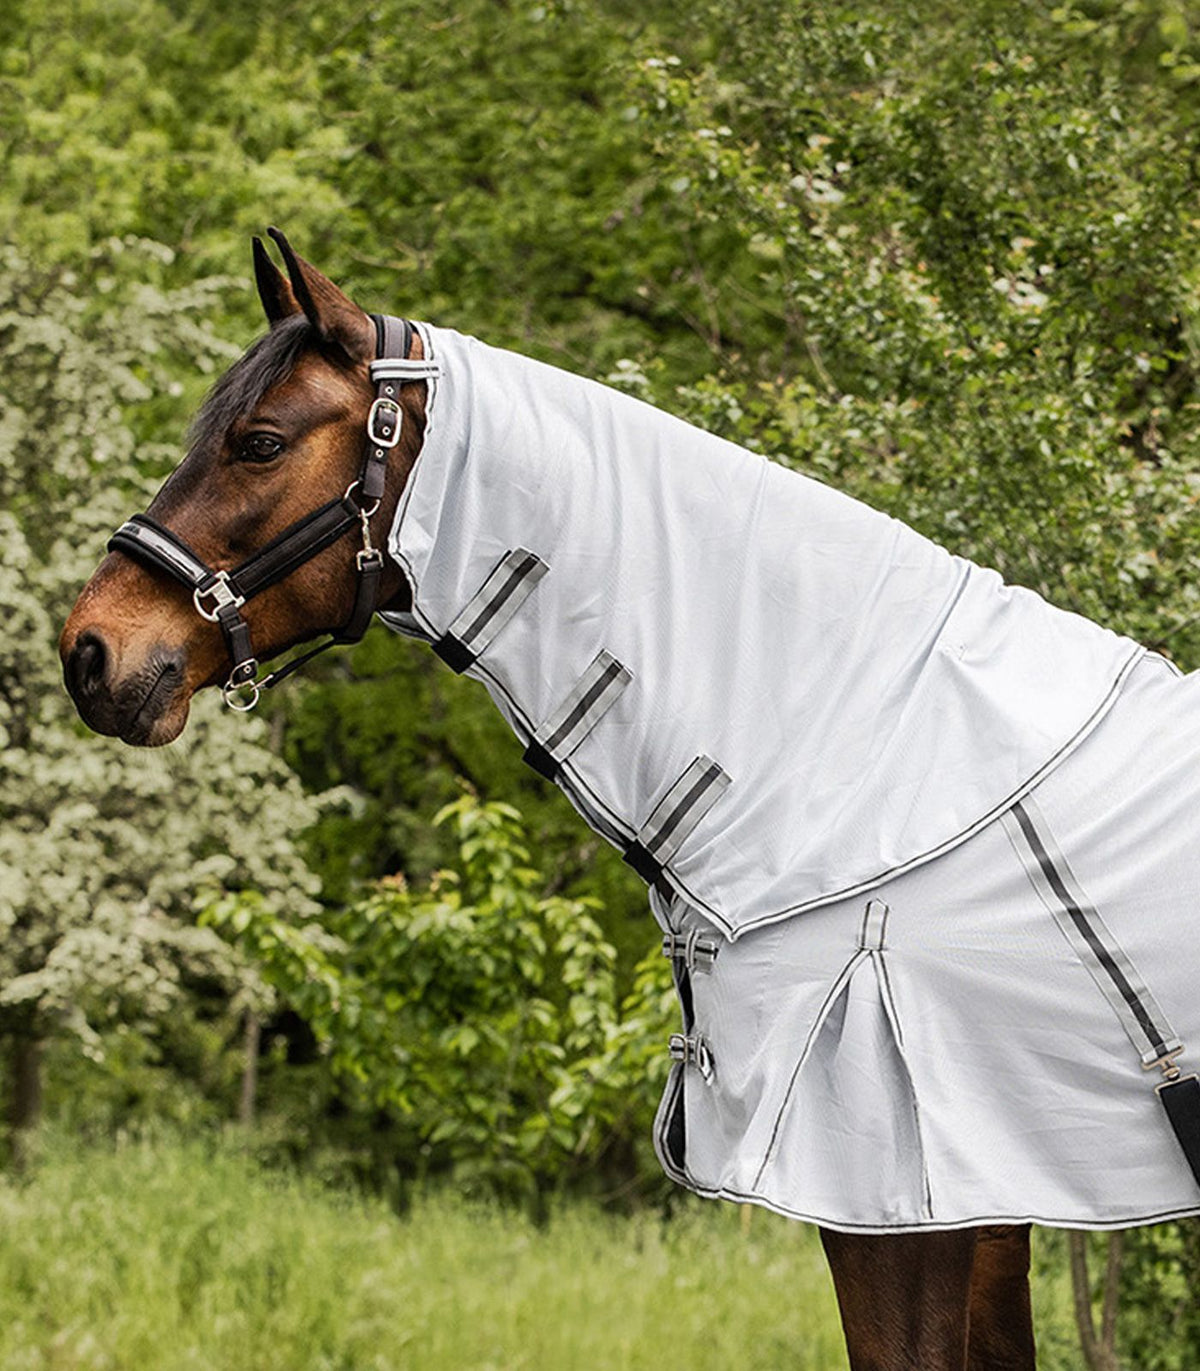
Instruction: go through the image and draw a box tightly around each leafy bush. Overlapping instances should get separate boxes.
[204,794,676,1207]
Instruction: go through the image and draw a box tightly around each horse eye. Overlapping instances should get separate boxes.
[240,433,284,463]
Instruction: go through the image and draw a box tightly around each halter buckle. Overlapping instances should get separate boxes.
[366,397,402,449]
[193,571,244,623]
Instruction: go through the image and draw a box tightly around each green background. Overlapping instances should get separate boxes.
[3,0,1200,1364]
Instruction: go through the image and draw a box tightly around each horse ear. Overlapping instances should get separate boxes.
[253,236,302,327]
[266,226,375,365]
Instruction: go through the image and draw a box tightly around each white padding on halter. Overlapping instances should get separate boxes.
[369,358,444,381]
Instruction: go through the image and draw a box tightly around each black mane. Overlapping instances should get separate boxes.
[187,315,314,452]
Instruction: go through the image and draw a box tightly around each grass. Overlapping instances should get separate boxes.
[0,1136,1084,1370]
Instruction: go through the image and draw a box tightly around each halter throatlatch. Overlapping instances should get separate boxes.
[107,315,441,710]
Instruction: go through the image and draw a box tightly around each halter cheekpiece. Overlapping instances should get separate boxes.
[107,315,439,710]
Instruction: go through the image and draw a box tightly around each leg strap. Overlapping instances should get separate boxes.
[1158,1074,1200,1185]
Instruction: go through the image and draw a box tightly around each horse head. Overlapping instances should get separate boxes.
[60,230,427,745]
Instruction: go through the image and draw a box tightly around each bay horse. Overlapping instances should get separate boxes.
[59,229,1059,1370]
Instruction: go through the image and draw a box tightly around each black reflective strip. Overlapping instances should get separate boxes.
[454,551,545,650]
[370,359,443,380]
[525,652,631,783]
[522,740,560,781]
[232,497,358,599]
[431,634,477,674]
[1010,800,1170,1060]
[108,519,212,588]
[623,840,664,884]
[639,757,731,864]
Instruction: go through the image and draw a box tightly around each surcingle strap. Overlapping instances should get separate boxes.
[432,548,547,673]
[1159,1074,1200,1188]
[523,649,632,780]
[624,756,731,884]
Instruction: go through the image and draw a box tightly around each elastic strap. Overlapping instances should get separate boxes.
[623,756,732,884]
[433,548,548,673]
[523,649,631,780]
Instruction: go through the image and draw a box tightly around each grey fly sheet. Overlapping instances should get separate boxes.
[377,322,1200,1232]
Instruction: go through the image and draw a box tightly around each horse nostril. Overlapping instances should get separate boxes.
[66,630,108,701]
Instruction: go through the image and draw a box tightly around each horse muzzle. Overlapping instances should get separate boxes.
[61,627,190,746]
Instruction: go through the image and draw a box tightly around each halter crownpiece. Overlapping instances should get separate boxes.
[107,314,442,710]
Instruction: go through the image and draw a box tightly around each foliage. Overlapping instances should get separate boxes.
[631,0,1200,662]
[274,618,654,968]
[203,793,675,1202]
[2,0,682,959]
[627,3,1200,1357]
[1113,1220,1200,1369]
[5,0,1200,1358]
[0,241,327,1090]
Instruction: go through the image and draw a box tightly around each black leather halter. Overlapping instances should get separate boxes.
[107,314,439,710]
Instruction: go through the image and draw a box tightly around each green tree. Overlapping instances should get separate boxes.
[205,793,676,1206]
[626,0,1200,658]
[0,241,329,1159]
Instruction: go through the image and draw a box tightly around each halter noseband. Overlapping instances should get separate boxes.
[107,314,440,711]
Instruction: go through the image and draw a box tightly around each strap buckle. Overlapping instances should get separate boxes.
[1148,1048,1188,1088]
[356,502,383,572]
[668,1032,714,1081]
[366,397,402,448]
[193,571,244,622]
[662,929,720,974]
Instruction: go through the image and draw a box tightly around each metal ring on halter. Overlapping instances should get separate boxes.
[343,480,381,520]
[223,677,261,711]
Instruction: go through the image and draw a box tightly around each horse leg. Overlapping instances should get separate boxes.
[820,1226,977,1371]
[964,1224,1036,1371]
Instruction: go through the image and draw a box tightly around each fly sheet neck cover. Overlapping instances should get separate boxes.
[382,324,1143,940]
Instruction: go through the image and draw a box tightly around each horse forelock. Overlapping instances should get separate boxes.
[187,314,315,455]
